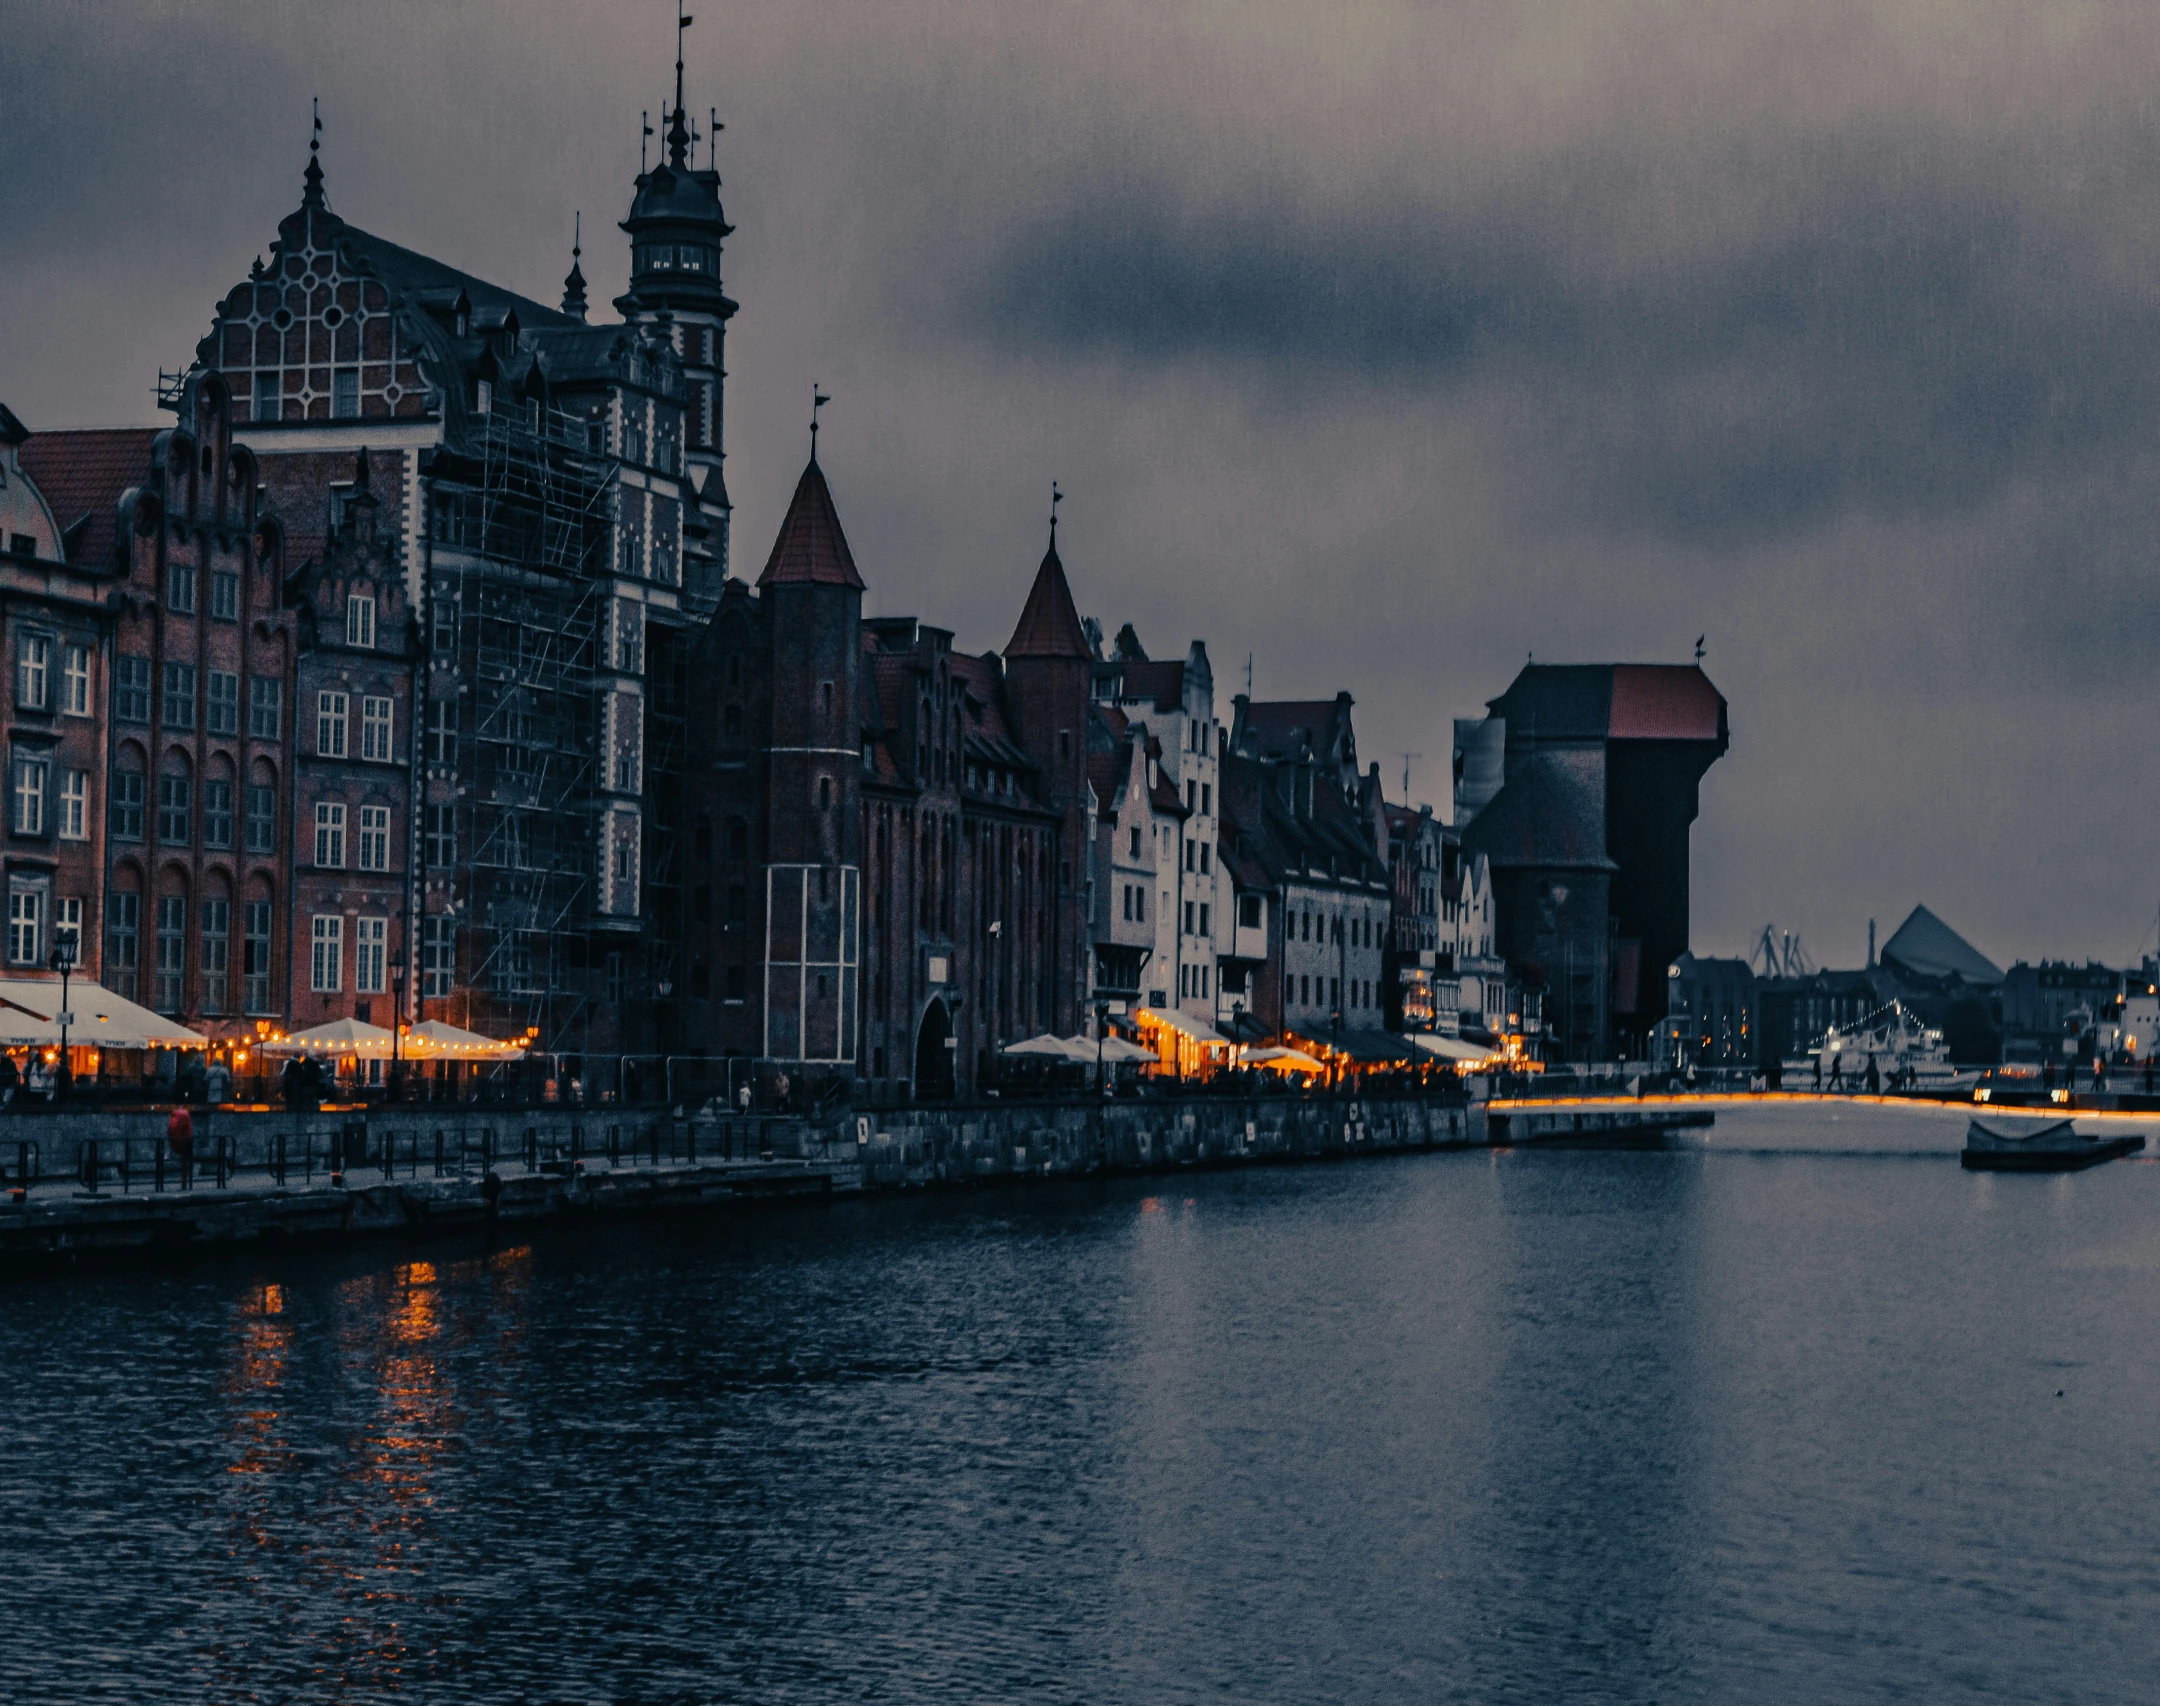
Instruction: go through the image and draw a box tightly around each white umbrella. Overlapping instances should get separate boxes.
[406,1019,527,1059]
[1094,1036,1157,1064]
[1003,1033,1080,1059]
[261,1017,399,1058]
[1243,1046,1326,1074]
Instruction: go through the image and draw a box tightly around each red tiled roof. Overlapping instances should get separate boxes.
[1087,751,1124,819]
[869,650,914,731]
[757,457,865,591]
[1607,665,1724,741]
[1005,542,1091,659]
[18,428,158,570]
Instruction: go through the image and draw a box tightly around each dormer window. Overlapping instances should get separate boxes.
[346,595,375,649]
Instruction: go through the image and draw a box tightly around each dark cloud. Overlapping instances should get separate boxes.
[3,1,2158,966]
[953,133,2160,543]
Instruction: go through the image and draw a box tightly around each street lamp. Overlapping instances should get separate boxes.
[390,959,406,1101]
[47,937,75,1095]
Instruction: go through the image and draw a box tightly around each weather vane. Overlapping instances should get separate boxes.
[1050,481,1062,541]
[810,386,831,458]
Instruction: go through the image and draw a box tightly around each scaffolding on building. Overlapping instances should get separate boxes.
[428,398,617,1045]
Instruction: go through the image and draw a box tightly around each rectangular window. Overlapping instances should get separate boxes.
[115,655,150,723]
[200,898,229,1015]
[11,757,44,836]
[354,916,387,995]
[357,804,390,871]
[163,662,196,729]
[422,914,454,998]
[316,691,348,758]
[154,896,185,1013]
[1199,903,1210,936]
[7,887,40,966]
[203,779,233,849]
[332,368,360,420]
[424,802,455,867]
[427,698,456,765]
[616,600,643,672]
[253,372,280,424]
[310,914,342,993]
[249,677,282,740]
[16,635,48,711]
[53,897,81,966]
[106,892,139,999]
[1184,900,1195,936]
[314,801,345,868]
[158,772,189,844]
[61,644,89,716]
[245,785,275,853]
[431,598,456,657]
[346,595,375,649]
[210,570,239,622]
[207,671,239,735]
[166,562,197,615]
[111,770,143,840]
[244,901,273,1014]
[360,695,393,761]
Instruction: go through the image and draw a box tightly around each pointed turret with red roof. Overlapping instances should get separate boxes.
[756,454,865,591]
[999,499,1098,1035]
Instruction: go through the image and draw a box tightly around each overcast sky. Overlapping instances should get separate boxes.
[4,1,2155,970]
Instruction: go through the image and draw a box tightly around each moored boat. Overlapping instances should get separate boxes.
[1961,1118,2145,1172]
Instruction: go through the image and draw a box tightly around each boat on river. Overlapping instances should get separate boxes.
[1961,1118,2144,1172]
[1800,1001,1979,1091]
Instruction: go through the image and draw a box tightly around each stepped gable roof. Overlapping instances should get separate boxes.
[1005,541,1091,659]
[18,428,159,570]
[1460,751,1616,871]
[757,456,865,590]
[1880,905,2003,986]
[1485,663,1725,744]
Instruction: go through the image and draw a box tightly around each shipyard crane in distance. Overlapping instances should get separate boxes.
[1751,925,1813,980]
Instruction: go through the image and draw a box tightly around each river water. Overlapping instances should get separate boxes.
[5,1100,2160,1703]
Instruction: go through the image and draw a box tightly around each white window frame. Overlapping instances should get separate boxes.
[360,696,394,762]
[11,758,44,836]
[346,595,376,649]
[354,915,387,995]
[310,914,343,993]
[356,804,390,872]
[17,634,49,712]
[53,896,81,964]
[314,801,346,869]
[7,887,41,966]
[61,644,90,717]
[317,691,349,758]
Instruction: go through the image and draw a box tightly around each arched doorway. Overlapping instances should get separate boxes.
[914,999,954,1100]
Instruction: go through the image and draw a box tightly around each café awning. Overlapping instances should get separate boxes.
[1243,1045,1325,1074]
[1136,1008,1231,1050]
[1003,1033,1082,1059]
[0,979,209,1050]
[1413,1034,1501,1066]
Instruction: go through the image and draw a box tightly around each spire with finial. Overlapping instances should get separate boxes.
[667,1,695,167]
[302,97,326,208]
[1049,480,1062,547]
[809,386,830,463]
[562,212,588,322]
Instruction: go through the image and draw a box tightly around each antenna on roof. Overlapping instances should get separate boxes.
[1398,752,1420,799]
[641,110,652,173]
[809,385,830,461]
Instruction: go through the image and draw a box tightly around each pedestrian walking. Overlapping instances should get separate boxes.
[167,1104,195,1190]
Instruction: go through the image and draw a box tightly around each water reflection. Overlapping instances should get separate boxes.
[8,1150,2160,1703]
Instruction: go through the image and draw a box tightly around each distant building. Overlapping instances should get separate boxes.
[1665,953,1757,1068]
[1458,663,1728,1061]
